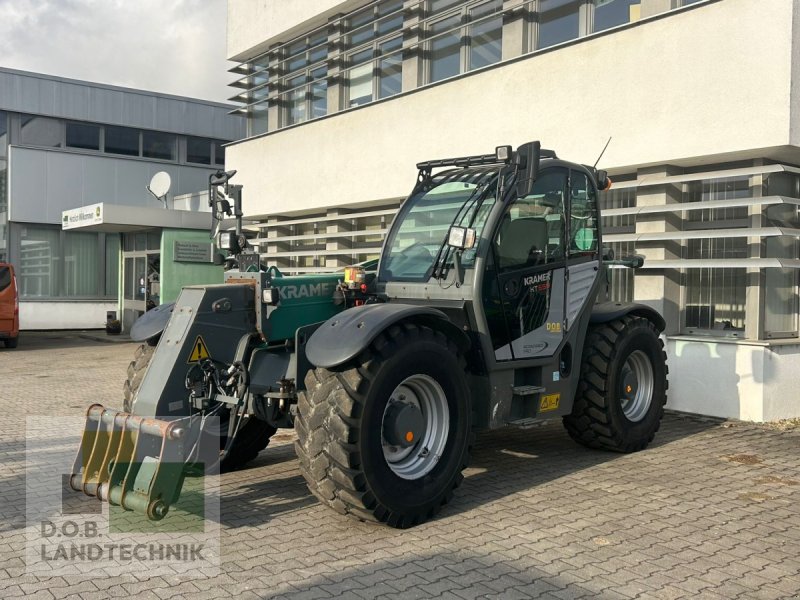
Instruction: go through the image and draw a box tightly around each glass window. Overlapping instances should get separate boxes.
[124,256,134,300]
[379,37,403,99]
[18,226,61,298]
[381,169,499,281]
[66,122,100,151]
[349,50,375,106]
[105,234,120,297]
[0,111,7,158]
[495,170,567,272]
[593,0,640,32]
[764,236,799,337]
[431,0,462,13]
[214,142,226,166]
[249,102,269,136]
[142,131,176,161]
[105,126,140,156]
[20,116,62,147]
[311,68,328,119]
[187,137,212,165]
[430,15,461,83]
[569,171,599,256]
[538,0,581,49]
[469,0,503,70]
[286,76,308,125]
[64,231,99,296]
[684,238,747,334]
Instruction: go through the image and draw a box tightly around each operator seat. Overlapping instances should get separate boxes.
[496,217,549,270]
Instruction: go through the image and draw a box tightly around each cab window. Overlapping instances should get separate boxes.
[569,171,599,257]
[493,169,567,272]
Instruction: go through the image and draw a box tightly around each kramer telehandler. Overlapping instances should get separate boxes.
[70,142,667,528]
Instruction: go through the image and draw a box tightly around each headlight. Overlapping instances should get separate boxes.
[218,231,235,250]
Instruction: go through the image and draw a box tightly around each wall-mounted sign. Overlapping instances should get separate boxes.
[62,204,103,230]
[174,240,213,263]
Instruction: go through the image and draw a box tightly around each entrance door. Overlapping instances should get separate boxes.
[483,168,569,361]
[122,230,161,332]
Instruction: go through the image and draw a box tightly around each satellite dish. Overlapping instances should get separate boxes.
[149,171,171,198]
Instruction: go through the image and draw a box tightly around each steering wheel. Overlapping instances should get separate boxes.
[399,242,431,257]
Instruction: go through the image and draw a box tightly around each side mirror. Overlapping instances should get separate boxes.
[515,141,541,198]
[596,170,612,191]
[447,226,477,250]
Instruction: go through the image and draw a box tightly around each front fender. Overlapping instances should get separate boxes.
[129,302,175,342]
[590,302,666,332]
[306,303,470,369]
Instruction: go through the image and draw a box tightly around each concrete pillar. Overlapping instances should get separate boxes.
[264,216,291,270]
[745,167,766,340]
[633,165,682,335]
[327,15,345,115]
[501,0,527,60]
[267,45,283,130]
[325,209,354,269]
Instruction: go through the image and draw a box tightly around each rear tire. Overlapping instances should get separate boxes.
[122,342,275,470]
[563,316,667,453]
[5,336,18,348]
[295,323,472,528]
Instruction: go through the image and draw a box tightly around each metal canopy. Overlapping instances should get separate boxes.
[61,203,211,233]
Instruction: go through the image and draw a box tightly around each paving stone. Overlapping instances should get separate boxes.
[2,334,799,600]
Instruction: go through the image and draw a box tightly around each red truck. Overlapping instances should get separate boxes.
[0,263,19,348]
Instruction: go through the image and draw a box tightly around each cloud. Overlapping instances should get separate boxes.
[0,0,233,103]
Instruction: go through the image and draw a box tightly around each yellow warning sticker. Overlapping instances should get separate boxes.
[187,335,211,363]
[539,393,560,412]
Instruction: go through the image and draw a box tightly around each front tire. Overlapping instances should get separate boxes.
[563,316,667,453]
[295,323,471,528]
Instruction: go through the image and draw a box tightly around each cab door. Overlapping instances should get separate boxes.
[482,169,569,361]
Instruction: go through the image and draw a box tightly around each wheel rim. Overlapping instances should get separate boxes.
[619,350,654,422]
[381,374,450,480]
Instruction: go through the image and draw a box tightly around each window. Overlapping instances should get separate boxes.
[427,0,503,83]
[282,31,328,126]
[346,1,404,107]
[65,122,101,151]
[20,116,62,147]
[593,0,640,33]
[537,0,582,49]
[105,126,140,156]
[105,234,120,297]
[568,171,599,256]
[250,102,269,136]
[187,137,212,165]
[764,236,799,337]
[64,232,100,296]
[16,226,114,299]
[494,170,567,272]
[142,131,176,161]
[18,226,61,298]
[214,142,226,166]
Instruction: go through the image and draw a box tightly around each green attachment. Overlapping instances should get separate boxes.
[265,273,344,342]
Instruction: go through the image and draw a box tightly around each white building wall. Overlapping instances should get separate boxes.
[227,0,796,218]
[20,301,117,330]
[227,0,359,61]
[668,339,800,421]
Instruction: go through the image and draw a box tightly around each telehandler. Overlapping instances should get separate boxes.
[70,141,667,528]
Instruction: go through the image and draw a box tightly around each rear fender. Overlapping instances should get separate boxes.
[590,302,666,332]
[305,303,470,370]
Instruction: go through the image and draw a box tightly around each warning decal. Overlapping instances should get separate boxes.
[187,335,211,363]
[539,393,560,412]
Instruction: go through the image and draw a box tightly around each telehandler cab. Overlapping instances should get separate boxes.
[70,141,667,528]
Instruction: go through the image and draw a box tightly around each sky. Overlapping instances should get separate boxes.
[0,0,233,103]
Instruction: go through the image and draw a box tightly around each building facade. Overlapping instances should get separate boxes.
[0,68,245,329]
[224,0,800,421]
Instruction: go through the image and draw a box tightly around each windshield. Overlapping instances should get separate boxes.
[380,168,499,282]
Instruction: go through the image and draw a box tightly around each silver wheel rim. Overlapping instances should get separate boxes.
[620,350,654,422]
[381,374,450,480]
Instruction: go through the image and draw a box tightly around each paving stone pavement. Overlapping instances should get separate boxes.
[1,332,799,599]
